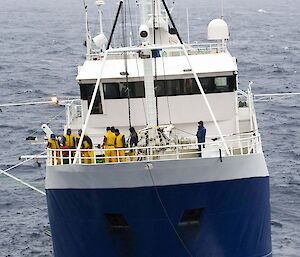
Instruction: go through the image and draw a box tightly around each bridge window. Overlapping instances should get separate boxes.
[83,75,236,100]
[103,81,145,99]
[156,75,236,96]
[79,84,103,114]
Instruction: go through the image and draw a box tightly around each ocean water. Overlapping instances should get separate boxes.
[0,0,299,256]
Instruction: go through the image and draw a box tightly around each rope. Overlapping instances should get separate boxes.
[127,0,136,45]
[26,107,66,139]
[174,127,195,136]
[122,1,132,127]
[155,4,172,124]
[0,152,46,196]
[145,164,194,257]
[153,0,159,126]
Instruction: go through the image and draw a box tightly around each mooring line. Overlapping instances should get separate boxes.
[0,152,46,196]
[145,163,194,257]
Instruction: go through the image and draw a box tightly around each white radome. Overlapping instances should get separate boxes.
[93,33,108,49]
[207,18,230,40]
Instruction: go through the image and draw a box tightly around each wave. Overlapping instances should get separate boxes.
[258,9,267,13]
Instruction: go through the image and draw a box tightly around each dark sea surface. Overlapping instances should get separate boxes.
[0,0,299,256]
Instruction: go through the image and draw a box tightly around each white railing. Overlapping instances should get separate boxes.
[47,134,262,166]
[89,43,226,60]
[65,100,82,128]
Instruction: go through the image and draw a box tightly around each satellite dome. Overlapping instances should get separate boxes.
[207,19,229,41]
[93,33,108,49]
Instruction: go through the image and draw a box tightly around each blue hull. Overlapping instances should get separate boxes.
[46,177,272,257]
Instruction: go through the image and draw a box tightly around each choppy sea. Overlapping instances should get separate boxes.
[0,0,299,256]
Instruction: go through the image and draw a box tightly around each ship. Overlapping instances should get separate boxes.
[45,0,272,256]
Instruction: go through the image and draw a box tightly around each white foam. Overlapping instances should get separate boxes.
[258,9,267,13]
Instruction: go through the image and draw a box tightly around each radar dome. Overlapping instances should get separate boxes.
[207,19,229,40]
[93,33,108,49]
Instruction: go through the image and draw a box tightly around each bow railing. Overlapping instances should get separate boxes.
[47,134,262,166]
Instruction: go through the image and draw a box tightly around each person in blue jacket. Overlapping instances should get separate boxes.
[196,121,206,157]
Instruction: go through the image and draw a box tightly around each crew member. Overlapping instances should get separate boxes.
[128,127,138,161]
[82,133,95,164]
[62,128,75,148]
[47,133,61,165]
[62,128,76,164]
[102,127,116,163]
[115,129,126,162]
[76,129,83,147]
[196,121,206,157]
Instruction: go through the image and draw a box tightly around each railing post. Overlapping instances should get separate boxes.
[247,139,250,154]
[219,148,223,162]
[176,145,180,159]
[60,150,63,166]
[240,141,244,155]
[47,149,50,166]
[69,149,72,164]
[147,147,150,162]
[117,150,120,163]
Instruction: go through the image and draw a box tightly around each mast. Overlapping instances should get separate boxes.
[138,0,164,143]
[83,0,92,60]
[138,0,169,45]
[94,0,107,52]
[96,0,105,34]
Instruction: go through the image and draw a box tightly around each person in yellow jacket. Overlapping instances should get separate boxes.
[76,129,95,164]
[82,134,95,164]
[47,134,61,165]
[102,127,117,163]
[62,128,76,163]
[115,129,126,162]
[62,128,75,148]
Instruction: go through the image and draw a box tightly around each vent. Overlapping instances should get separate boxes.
[179,208,203,225]
[105,213,129,229]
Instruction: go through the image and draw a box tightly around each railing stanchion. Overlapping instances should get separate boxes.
[240,141,243,155]
[60,150,63,166]
[247,139,250,154]
[147,147,150,162]
[176,145,179,159]
[219,148,223,162]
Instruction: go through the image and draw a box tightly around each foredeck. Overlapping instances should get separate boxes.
[47,134,262,166]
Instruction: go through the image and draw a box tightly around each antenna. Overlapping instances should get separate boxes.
[96,0,105,33]
[221,0,224,19]
[83,0,92,59]
[186,8,190,44]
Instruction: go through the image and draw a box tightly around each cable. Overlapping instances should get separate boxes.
[127,0,136,45]
[156,2,172,124]
[26,107,66,139]
[0,152,47,196]
[174,127,195,136]
[161,0,183,44]
[107,1,124,50]
[145,164,194,257]
[122,1,132,127]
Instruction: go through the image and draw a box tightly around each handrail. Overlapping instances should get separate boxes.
[47,135,261,166]
[89,43,226,59]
